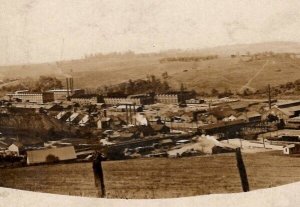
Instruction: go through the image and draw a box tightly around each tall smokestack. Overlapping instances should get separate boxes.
[71,77,74,95]
[70,78,72,95]
[66,78,70,98]
[133,103,136,125]
[69,78,72,96]
[268,84,271,110]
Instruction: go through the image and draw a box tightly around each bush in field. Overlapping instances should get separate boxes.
[46,154,59,163]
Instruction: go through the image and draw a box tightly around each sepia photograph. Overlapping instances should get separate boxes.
[0,0,300,206]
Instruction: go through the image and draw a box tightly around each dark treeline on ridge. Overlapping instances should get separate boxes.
[97,75,172,95]
[1,76,63,93]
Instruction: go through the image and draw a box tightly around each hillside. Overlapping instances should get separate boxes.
[0,113,78,144]
[1,42,300,93]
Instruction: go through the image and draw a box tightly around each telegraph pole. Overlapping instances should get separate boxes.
[125,104,129,125]
[133,103,136,125]
[268,84,271,110]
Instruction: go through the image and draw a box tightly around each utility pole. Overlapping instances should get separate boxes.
[235,148,250,192]
[268,84,271,110]
[133,103,136,125]
[66,78,70,98]
[129,104,132,124]
[92,152,106,198]
[180,82,186,105]
[125,104,129,125]
[209,99,213,123]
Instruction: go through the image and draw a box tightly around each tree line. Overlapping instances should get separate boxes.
[160,55,218,63]
[97,75,172,95]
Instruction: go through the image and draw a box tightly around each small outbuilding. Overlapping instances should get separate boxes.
[283,144,300,155]
[8,142,25,156]
[97,117,112,129]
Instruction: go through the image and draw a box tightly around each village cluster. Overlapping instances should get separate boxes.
[0,77,300,167]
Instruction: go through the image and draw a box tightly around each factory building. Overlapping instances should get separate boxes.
[104,94,153,106]
[47,78,85,101]
[47,89,85,101]
[155,91,195,104]
[7,90,54,104]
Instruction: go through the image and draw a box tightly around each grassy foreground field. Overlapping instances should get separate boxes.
[0,152,300,198]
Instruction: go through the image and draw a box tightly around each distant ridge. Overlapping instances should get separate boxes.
[1,41,300,67]
[0,41,300,93]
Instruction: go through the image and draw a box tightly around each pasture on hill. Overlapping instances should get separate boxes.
[1,42,300,93]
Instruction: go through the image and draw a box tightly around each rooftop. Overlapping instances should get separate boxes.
[47,89,83,92]
[275,100,300,108]
[71,94,99,99]
[127,94,151,99]
[156,91,194,95]
[198,119,246,130]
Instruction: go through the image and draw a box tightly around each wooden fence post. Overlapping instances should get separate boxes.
[93,152,106,198]
[235,147,250,192]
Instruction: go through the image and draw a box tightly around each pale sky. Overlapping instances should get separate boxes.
[1,0,300,65]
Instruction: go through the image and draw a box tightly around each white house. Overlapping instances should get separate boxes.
[97,117,112,129]
[8,142,24,156]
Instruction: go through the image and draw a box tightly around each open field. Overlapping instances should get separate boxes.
[0,162,98,197]
[1,151,300,199]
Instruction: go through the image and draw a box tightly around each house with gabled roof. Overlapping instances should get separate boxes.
[8,141,25,156]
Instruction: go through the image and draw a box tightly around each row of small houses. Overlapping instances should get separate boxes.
[55,110,127,129]
[193,100,300,127]
[266,100,300,128]
[63,101,299,131]
[55,111,90,127]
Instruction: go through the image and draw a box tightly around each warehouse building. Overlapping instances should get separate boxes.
[7,90,54,104]
[104,94,153,105]
[155,91,195,104]
[47,89,85,101]
[70,94,102,105]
